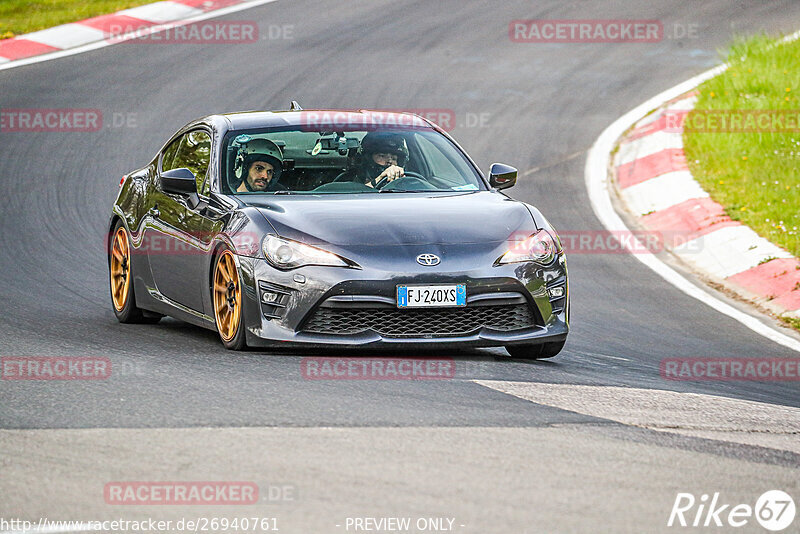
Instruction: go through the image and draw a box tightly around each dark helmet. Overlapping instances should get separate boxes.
[235,138,284,183]
[359,132,409,166]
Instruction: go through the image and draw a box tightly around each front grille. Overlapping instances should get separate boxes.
[300,304,537,337]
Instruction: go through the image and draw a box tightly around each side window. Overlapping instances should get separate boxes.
[163,130,212,195]
[161,137,182,173]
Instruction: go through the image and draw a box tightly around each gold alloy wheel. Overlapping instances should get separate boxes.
[213,250,242,341]
[110,227,131,312]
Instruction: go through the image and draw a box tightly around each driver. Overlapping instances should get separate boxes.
[235,138,285,192]
[345,132,409,188]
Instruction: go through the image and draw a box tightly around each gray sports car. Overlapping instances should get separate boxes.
[108,106,569,358]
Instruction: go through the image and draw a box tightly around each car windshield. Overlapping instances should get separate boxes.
[222,125,485,194]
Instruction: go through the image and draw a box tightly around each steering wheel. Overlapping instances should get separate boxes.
[374,171,426,190]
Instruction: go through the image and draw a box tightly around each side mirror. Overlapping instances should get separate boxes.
[488,163,517,190]
[160,168,197,194]
[160,168,202,209]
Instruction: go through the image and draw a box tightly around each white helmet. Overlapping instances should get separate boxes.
[234,138,284,181]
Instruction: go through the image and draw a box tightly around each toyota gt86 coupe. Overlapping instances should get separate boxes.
[108,106,569,358]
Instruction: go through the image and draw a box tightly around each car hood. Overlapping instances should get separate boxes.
[246,191,536,246]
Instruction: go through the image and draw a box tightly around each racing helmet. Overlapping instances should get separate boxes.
[234,138,284,182]
[359,132,409,167]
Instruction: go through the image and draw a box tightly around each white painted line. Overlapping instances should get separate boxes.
[117,1,203,23]
[620,170,707,214]
[676,225,793,279]
[0,0,281,72]
[21,23,106,49]
[475,381,800,453]
[616,130,683,165]
[0,57,9,64]
[584,55,800,353]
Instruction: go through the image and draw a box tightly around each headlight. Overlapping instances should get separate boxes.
[496,230,559,265]
[262,235,354,269]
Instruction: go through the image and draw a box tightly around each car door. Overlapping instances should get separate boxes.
[144,129,214,314]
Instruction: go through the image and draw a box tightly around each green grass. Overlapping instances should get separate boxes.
[0,0,157,39]
[782,316,800,330]
[683,34,800,259]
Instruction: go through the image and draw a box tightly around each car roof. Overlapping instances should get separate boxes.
[217,110,436,131]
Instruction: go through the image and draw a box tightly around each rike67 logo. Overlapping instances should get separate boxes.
[668,490,796,531]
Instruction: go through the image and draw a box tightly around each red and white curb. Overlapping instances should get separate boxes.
[614,95,800,320]
[0,0,276,67]
[585,37,800,353]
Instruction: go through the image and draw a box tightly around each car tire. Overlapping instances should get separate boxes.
[212,248,247,351]
[109,221,162,324]
[505,340,565,360]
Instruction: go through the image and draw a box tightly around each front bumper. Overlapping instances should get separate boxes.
[236,253,568,349]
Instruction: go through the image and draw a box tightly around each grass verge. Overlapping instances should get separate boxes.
[1,0,157,39]
[683,34,800,259]
[780,316,800,331]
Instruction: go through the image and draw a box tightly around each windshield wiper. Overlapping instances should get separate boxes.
[273,190,295,194]
[378,189,426,193]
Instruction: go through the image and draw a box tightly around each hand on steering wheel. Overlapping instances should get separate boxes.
[374,170,425,190]
[371,165,404,188]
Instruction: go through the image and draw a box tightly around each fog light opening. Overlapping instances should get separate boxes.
[547,286,565,299]
[261,291,280,304]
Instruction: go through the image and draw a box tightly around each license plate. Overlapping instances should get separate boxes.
[397,284,466,308]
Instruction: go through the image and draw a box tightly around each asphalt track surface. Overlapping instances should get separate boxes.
[1,1,800,531]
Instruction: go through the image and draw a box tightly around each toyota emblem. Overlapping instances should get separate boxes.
[416,253,440,266]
